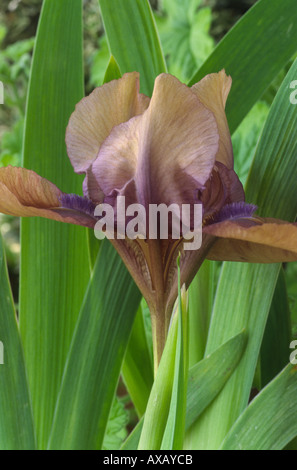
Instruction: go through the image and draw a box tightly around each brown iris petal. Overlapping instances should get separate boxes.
[191,70,233,169]
[0,166,97,228]
[205,217,297,263]
[201,162,245,224]
[66,72,150,175]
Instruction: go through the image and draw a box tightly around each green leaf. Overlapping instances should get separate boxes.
[0,234,36,449]
[102,396,129,450]
[122,331,247,450]
[161,262,188,450]
[103,55,122,83]
[188,0,297,134]
[138,309,179,450]
[98,0,167,96]
[161,0,201,23]
[121,304,154,418]
[89,35,110,88]
[185,57,297,450]
[185,331,247,433]
[155,0,214,82]
[48,240,141,450]
[221,364,297,450]
[260,269,292,388]
[188,260,215,366]
[19,0,90,449]
[121,417,144,451]
[232,101,269,187]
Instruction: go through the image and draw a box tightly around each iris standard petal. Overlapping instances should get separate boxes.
[92,73,220,213]
[204,217,297,262]
[66,72,150,175]
[191,70,233,169]
[0,166,96,228]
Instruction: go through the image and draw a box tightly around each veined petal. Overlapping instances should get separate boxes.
[92,73,219,212]
[205,217,297,262]
[91,119,139,202]
[201,162,245,221]
[164,233,216,317]
[66,72,150,174]
[191,70,233,169]
[0,166,96,228]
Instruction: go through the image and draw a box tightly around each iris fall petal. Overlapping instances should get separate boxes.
[205,217,297,262]
[0,166,96,228]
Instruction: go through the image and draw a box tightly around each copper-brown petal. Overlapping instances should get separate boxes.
[204,217,297,262]
[191,70,233,169]
[201,162,245,221]
[0,166,95,228]
[66,72,150,175]
[92,73,219,211]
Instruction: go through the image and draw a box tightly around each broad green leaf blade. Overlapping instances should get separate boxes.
[122,331,247,450]
[221,364,297,450]
[98,0,167,96]
[186,331,247,432]
[138,312,178,450]
[121,418,144,451]
[185,57,297,450]
[103,55,122,83]
[188,0,297,134]
[0,234,36,450]
[260,268,292,388]
[188,260,215,366]
[20,0,90,448]
[48,240,141,450]
[121,305,154,418]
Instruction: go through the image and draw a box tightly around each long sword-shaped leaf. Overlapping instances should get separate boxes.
[20,0,90,449]
[0,234,36,449]
[188,0,297,134]
[98,0,167,96]
[188,260,215,366]
[161,268,188,450]
[121,304,154,418]
[122,331,247,450]
[185,58,297,450]
[138,310,178,450]
[260,268,292,388]
[186,331,247,432]
[221,364,297,450]
[48,240,141,450]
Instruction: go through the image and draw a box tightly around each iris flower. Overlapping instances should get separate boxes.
[1,71,297,365]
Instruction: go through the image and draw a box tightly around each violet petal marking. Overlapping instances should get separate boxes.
[212,202,257,224]
[60,193,96,217]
